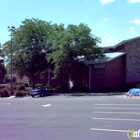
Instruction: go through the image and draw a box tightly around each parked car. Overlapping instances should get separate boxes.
[30,87,53,97]
[126,88,140,96]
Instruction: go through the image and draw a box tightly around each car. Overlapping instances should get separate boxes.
[29,87,53,97]
[126,88,140,96]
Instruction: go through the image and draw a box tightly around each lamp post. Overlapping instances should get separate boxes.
[8,26,15,95]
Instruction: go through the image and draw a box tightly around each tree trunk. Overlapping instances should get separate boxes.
[32,74,36,89]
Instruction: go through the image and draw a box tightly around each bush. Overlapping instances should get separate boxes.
[25,87,32,91]
[14,82,28,87]
[0,89,10,97]
[14,90,28,97]
[0,84,10,89]
[44,86,54,89]
[54,86,64,90]
[17,85,25,90]
[4,87,16,96]
[35,84,44,88]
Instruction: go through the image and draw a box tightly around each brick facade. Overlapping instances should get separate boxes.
[115,37,140,84]
[124,39,140,83]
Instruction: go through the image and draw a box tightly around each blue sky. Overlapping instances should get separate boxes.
[0,0,140,47]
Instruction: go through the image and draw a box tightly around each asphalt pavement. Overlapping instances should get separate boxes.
[0,95,140,140]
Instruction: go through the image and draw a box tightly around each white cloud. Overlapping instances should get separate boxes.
[106,36,117,43]
[101,34,118,46]
[99,0,115,4]
[128,0,140,3]
[104,18,109,21]
[130,18,140,25]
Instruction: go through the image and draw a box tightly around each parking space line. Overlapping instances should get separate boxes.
[90,128,128,133]
[90,128,129,133]
[93,107,140,110]
[0,103,11,105]
[42,104,52,107]
[94,104,140,106]
[93,111,140,114]
[92,117,140,121]
[100,96,105,98]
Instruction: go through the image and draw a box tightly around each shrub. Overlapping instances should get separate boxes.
[0,84,10,89]
[14,82,24,85]
[14,82,28,87]
[4,87,16,96]
[14,90,28,97]
[25,87,32,91]
[0,85,6,89]
[43,85,55,89]
[24,83,28,87]
[35,84,44,88]
[0,89,10,97]
[17,85,25,90]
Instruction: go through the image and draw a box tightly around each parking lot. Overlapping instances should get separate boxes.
[91,95,140,139]
[0,95,140,140]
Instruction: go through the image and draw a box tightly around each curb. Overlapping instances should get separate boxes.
[53,92,127,96]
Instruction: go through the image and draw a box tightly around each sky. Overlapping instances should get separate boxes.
[0,0,140,47]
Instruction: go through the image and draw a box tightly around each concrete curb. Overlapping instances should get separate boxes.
[53,92,127,96]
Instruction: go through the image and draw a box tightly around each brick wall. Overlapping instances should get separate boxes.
[124,38,140,83]
[106,56,125,89]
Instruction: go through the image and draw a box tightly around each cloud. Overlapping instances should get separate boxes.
[104,18,109,21]
[101,34,118,46]
[128,0,140,3]
[99,0,115,4]
[130,18,140,25]
[106,36,117,43]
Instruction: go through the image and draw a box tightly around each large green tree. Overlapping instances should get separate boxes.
[3,18,52,88]
[0,44,6,83]
[47,23,104,79]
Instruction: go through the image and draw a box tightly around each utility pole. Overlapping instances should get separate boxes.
[8,26,15,95]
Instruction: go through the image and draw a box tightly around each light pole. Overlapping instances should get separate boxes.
[8,26,15,95]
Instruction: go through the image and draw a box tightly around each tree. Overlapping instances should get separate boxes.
[0,63,6,83]
[3,18,52,88]
[0,44,6,83]
[47,23,104,79]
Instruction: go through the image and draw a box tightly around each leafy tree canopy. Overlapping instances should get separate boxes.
[3,18,53,88]
[47,23,104,78]
[0,62,6,83]
[3,18,104,87]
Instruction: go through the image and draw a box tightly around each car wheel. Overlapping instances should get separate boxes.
[40,93,44,97]
[31,95,34,98]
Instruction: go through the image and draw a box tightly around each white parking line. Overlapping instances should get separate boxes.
[93,111,140,114]
[93,107,140,110]
[0,103,11,105]
[92,117,140,122]
[90,128,129,133]
[100,96,105,98]
[94,104,140,106]
[42,104,52,107]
